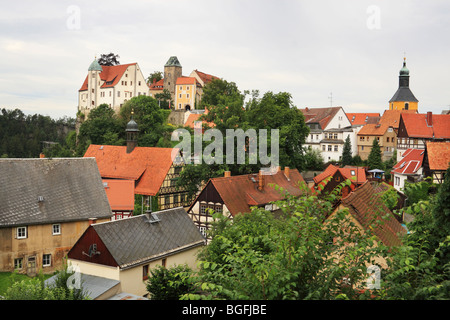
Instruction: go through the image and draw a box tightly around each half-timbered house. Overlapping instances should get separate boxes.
[423,141,450,184]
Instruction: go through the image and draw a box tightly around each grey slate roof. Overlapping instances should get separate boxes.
[0,158,112,228]
[45,273,119,300]
[92,207,205,269]
[389,87,418,103]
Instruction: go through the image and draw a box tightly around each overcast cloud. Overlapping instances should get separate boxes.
[1,0,449,119]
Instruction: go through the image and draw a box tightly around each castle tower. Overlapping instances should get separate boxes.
[164,56,182,101]
[126,111,139,153]
[389,57,418,111]
[87,57,103,110]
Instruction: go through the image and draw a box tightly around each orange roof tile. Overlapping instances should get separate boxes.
[103,179,135,211]
[313,164,366,185]
[357,123,389,136]
[190,169,306,217]
[192,70,219,85]
[425,142,450,171]
[176,76,201,86]
[340,181,406,247]
[379,110,417,129]
[346,113,380,126]
[79,63,137,91]
[400,113,450,139]
[149,79,164,90]
[84,145,178,196]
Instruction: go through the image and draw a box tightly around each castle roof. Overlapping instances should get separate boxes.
[79,63,137,91]
[165,56,182,67]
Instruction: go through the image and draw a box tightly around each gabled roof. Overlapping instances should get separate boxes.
[70,208,205,269]
[392,149,424,175]
[425,142,450,171]
[79,63,137,91]
[102,179,135,211]
[149,79,164,90]
[346,113,380,126]
[357,123,389,136]
[189,169,306,217]
[379,109,417,129]
[299,107,343,130]
[191,70,220,86]
[84,145,178,196]
[313,164,366,185]
[340,181,406,247]
[400,113,450,139]
[0,158,112,228]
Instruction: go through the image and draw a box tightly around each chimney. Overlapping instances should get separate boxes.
[277,166,281,172]
[258,170,264,191]
[285,167,290,180]
[39,153,45,158]
[224,171,231,178]
[426,111,432,126]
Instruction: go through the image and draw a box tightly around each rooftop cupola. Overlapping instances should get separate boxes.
[88,57,103,72]
[126,110,139,153]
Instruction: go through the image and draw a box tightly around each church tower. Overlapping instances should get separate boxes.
[389,57,418,111]
[164,56,182,101]
[126,111,139,153]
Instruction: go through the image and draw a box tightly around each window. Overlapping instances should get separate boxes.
[138,81,141,86]
[179,86,182,90]
[162,258,166,268]
[143,265,149,280]
[360,136,365,141]
[117,91,120,97]
[386,137,390,143]
[333,133,338,140]
[179,94,182,98]
[351,170,356,176]
[43,254,51,267]
[52,224,61,235]
[322,145,326,151]
[215,205,223,214]
[334,145,338,152]
[316,135,319,140]
[328,145,332,152]
[405,102,409,110]
[377,137,380,142]
[199,226,207,237]
[187,94,190,99]
[14,258,23,270]
[187,86,190,90]
[17,227,27,239]
[200,203,207,215]
[361,146,365,151]
[164,195,171,205]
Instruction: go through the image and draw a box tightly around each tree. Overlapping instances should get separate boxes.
[147,71,163,85]
[154,88,173,109]
[182,181,387,300]
[367,138,383,170]
[146,264,196,300]
[304,146,324,171]
[341,136,352,167]
[98,53,120,66]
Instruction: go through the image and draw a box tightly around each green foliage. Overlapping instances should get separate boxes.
[341,136,352,167]
[367,138,383,170]
[182,182,386,300]
[379,184,399,211]
[0,108,75,158]
[402,178,433,206]
[304,146,324,171]
[147,71,163,84]
[154,89,173,109]
[146,264,196,300]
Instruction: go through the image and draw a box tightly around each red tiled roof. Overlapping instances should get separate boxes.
[184,110,214,129]
[357,123,389,136]
[192,70,219,85]
[392,149,424,175]
[314,164,366,185]
[191,169,306,217]
[79,63,137,91]
[340,181,406,247]
[401,113,450,139]
[176,76,201,86]
[346,113,380,126]
[149,79,164,90]
[102,179,135,211]
[379,110,417,129]
[84,145,177,196]
[425,142,450,171]
[299,107,342,130]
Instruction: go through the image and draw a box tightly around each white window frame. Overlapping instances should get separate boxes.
[52,224,61,235]
[17,226,27,239]
[43,254,51,267]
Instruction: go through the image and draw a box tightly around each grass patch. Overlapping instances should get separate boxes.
[0,272,53,296]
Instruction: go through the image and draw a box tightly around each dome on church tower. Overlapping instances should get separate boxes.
[399,59,409,76]
[88,58,103,72]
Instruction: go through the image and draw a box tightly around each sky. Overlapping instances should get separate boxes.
[1,0,449,119]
